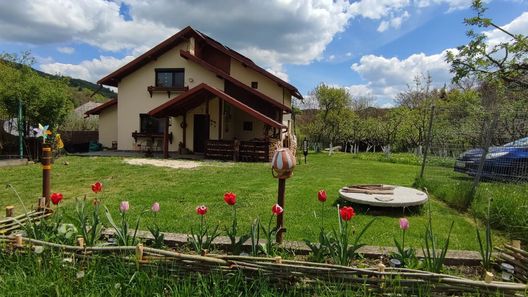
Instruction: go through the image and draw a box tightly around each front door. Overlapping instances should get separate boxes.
[193,114,210,153]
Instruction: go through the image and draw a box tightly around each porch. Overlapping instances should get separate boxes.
[147,83,286,162]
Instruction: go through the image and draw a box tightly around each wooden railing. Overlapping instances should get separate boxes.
[205,140,271,162]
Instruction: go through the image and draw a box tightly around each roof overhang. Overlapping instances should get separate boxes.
[148,83,285,129]
[84,99,117,117]
[180,50,292,112]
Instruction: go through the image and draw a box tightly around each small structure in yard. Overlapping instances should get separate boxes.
[339,184,428,207]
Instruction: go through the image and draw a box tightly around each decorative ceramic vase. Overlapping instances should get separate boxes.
[271,148,296,179]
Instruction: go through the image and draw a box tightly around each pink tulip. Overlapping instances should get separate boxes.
[399,218,409,230]
[120,201,129,213]
[151,202,160,212]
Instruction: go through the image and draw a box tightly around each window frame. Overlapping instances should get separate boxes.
[140,113,166,134]
[155,68,185,88]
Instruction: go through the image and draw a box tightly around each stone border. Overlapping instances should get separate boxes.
[102,229,481,266]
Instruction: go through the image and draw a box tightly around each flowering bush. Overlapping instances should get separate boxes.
[188,205,220,253]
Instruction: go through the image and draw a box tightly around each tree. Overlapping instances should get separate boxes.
[307,84,352,153]
[0,52,73,131]
[446,0,528,89]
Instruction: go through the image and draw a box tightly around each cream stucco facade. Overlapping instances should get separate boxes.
[95,32,296,153]
[98,104,117,148]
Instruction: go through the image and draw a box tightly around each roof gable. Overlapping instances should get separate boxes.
[97,26,302,99]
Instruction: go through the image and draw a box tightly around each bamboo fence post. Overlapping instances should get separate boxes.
[512,240,521,250]
[77,237,85,249]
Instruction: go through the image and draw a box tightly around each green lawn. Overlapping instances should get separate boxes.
[0,153,507,250]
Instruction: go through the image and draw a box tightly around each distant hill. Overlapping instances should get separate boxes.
[31,67,117,101]
[1,59,117,107]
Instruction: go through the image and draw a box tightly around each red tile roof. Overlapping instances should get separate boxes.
[97,26,302,99]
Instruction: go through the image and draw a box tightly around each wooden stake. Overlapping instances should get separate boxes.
[136,243,144,262]
[275,256,282,264]
[484,271,494,283]
[77,237,85,248]
[512,240,521,250]
[14,234,23,247]
[37,197,46,211]
[5,206,14,218]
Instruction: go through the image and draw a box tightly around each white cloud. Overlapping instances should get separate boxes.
[349,49,454,100]
[377,11,410,32]
[0,0,175,52]
[40,55,135,83]
[57,47,75,54]
[416,0,477,12]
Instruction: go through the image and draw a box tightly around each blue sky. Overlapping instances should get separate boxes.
[0,0,526,107]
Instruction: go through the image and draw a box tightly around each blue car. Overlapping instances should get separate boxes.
[454,137,528,181]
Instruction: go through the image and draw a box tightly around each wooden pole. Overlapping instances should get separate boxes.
[163,117,169,159]
[41,145,52,207]
[5,206,14,218]
[419,105,435,179]
[276,178,286,244]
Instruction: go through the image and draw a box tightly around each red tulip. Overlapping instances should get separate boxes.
[318,190,327,202]
[339,206,355,221]
[91,181,103,193]
[223,192,236,206]
[50,192,63,205]
[272,204,283,215]
[196,205,208,215]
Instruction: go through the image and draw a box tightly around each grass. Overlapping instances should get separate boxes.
[350,152,456,168]
[0,153,508,250]
[419,165,528,241]
[1,248,488,297]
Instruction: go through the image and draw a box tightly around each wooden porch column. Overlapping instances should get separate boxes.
[218,98,223,140]
[163,117,169,159]
[182,113,187,149]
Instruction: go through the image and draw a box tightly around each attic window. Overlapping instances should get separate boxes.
[156,68,184,88]
[251,81,258,89]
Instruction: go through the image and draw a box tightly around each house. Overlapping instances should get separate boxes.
[86,26,302,161]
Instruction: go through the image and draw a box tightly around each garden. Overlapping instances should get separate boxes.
[1,152,527,296]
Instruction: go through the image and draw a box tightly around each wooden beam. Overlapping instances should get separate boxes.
[182,113,187,148]
[163,117,169,159]
[218,98,223,140]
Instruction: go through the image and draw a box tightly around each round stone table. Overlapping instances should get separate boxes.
[339,185,428,207]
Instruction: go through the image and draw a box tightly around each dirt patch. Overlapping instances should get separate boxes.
[124,158,204,169]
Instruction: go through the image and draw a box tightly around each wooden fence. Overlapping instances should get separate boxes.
[205,139,272,162]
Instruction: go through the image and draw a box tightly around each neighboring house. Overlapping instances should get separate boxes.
[75,101,102,117]
[85,26,302,161]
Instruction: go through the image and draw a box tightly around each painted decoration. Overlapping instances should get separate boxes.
[271,148,296,179]
[33,124,52,141]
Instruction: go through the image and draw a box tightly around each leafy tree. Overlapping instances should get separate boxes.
[0,52,73,131]
[307,84,352,151]
[446,0,528,89]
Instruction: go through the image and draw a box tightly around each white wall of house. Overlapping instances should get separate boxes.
[98,104,118,148]
[116,41,223,151]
